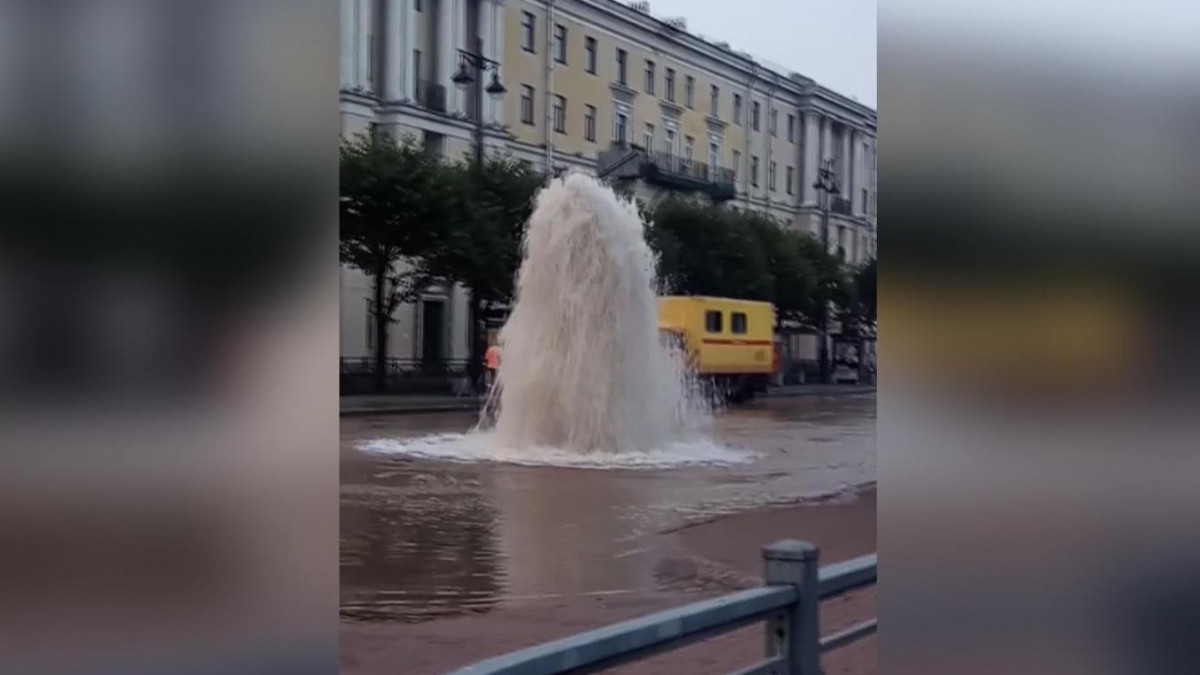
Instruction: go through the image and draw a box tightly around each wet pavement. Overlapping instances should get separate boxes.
[340,393,876,624]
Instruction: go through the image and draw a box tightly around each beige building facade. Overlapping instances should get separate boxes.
[340,0,876,364]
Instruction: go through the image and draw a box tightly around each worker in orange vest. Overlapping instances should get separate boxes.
[484,342,502,390]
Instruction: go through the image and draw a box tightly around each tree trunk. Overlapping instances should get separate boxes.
[372,266,389,393]
[467,293,485,394]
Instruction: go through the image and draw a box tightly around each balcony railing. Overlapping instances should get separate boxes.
[415,79,446,112]
[597,143,737,201]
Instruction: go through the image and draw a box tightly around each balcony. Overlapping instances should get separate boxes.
[597,143,736,201]
[830,195,853,216]
[415,79,446,113]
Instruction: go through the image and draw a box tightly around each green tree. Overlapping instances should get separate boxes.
[339,131,452,392]
[854,256,877,324]
[646,197,773,300]
[427,154,544,390]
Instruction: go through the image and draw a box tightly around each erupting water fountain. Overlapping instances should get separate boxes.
[488,172,703,453]
[360,173,747,468]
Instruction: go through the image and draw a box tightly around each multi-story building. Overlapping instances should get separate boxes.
[339,0,876,368]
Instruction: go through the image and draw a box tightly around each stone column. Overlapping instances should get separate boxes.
[383,0,405,101]
[456,0,470,116]
[436,0,456,111]
[850,128,862,217]
[491,0,506,126]
[356,0,373,93]
[340,0,356,90]
[842,125,853,207]
[801,111,820,206]
[820,116,832,165]
[479,0,498,125]
[403,0,418,99]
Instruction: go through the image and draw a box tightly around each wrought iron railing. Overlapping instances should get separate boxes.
[644,150,737,187]
[340,357,471,394]
[450,540,876,675]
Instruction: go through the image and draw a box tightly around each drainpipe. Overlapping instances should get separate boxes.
[543,0,556,173]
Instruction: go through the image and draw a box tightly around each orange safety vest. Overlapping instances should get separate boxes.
[485,345,502,370]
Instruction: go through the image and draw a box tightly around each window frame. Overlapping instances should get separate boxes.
[554,24,568,64]
[584,104,597,141]
[705,310,723,334]
[521,11,536,53]
[731,312,748,335]
[585,36,597,74]
[520,84,535,125]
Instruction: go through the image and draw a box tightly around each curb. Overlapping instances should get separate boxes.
[340,401,484,417]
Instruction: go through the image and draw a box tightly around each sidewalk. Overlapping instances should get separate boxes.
[340,384,873,416]
[340,393,485,416]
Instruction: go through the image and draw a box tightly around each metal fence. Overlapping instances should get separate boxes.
[340,357,472,395]
[449,540,876,675]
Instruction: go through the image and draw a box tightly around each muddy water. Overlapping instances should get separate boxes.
[340,394,875,622]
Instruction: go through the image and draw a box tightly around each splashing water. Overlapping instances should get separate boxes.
[358,173,724,467]
[487,173,708,454]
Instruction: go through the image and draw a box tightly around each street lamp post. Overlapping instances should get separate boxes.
[452,45,506,394]
[813,157,841,385]
[452,45,507,172]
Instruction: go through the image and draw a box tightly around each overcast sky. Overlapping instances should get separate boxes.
[643,0,877,108]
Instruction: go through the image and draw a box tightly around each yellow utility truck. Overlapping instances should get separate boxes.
[657,296,777,402]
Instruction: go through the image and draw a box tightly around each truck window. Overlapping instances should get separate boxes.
[731,312,748,334]
[705,310,723,333]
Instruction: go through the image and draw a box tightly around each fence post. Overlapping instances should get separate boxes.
[763,539,820,675]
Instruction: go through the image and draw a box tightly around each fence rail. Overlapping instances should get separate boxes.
[450,540,876,675]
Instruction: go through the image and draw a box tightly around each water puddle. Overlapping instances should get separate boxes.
[357,432,756,470]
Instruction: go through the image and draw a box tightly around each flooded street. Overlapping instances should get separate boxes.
[340,393,875,624]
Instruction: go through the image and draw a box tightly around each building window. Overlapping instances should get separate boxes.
[412,49,421,91]
[521,11,536,52]
[663,127,676,154]
[644,60,656,94]
[665,69,676,102]
[614,109,629,143]
[553,95,566,133]
[684,135,694,163]
[733,94,742,125]
[862,187,869,213]
[787,114,796,142]
[684,75,695,108]
[731,312,747,335]
[584,105,596,141]
[769,161,777,190]
[705,310,723,333]
[786,166,795,194]
[752,101,760,131]
[731,149,742,181]
[708,140,720,171]
[770,108,778,136]
[520,85,534,125]
[554,24,567,64]
[585,36,597,74]
[710,85,719,116]
[414,0,422,11]
[751,156,759,186]
[616,48,627,85]
[644,122,654,150]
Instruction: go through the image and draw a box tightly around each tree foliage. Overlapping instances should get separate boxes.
[339,131,452,309]
[340,131,455,390]
[428,155,545,307]
[646,197,849,329]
